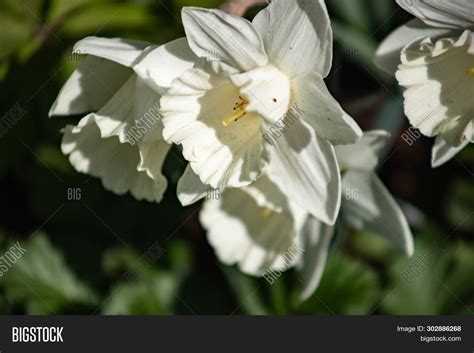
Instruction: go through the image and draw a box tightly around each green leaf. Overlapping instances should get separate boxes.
[100,241,191,315]
[447,180,474,232]
[101,272,179,315]
[442,243,474,314]
[331,20,386,82]
[59,3,156,38]
[296,251,380,314]
[0,1,37,57]
[349,229,393,263]
[327,0,371,32]
[221,266,269,315]
[0,233,98,314]
[381,240,450,315]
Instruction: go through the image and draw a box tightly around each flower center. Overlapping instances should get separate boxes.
[222,96,249,126]
[465,67,474,77]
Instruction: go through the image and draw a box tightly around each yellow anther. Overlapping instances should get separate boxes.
[465,67,474,77]
[222,96,249,126]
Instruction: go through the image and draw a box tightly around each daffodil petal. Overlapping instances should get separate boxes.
[137,140,170,187]
[240,174,288,213]
[292,71,362,145]
[49,56,132,117]
[374,19,453,74]
[73,36,149,67]
[181,7,268,71]
[61,115,166,203]
[252,0,332,78]
[335,130,390,171]
[297,217,334,301]
[200,188,302,276]
[93,76,162,144]
[177,165,209,206]
[230,64,291,124]
[265,119,341,224]
[134,38,197,93]
[396,0,474,29]
[432,133,471,167]
[342,170,414,256]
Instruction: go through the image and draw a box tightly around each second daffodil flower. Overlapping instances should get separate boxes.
[160,0,362,224]
[198,132,414,300]
[375,0,474,167]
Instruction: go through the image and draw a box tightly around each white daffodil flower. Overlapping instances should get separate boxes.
[51,36,197,202]
[199,174,307,276]
[298,131,414,300]
[375,0,474,167]
[160,0,362,224]
[198,131,413,296]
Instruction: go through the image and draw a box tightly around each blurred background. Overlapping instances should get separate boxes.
[0,0,472,315]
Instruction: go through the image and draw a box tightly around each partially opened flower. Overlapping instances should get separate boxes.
[160,0,362,224]
[199,174,307,276]
[51,36,197,202]
[298,131,414,300]
[375,0,474,167]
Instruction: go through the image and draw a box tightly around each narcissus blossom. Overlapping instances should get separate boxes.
[197,132,413,299]
[51,37,196,202]
[200,174,307,276]
[375,0,474,167]
[161,0,362,224]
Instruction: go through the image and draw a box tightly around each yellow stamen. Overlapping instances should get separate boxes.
[261,207,272,218]
[222,96,249,126]
[222,109,247,126]
[465,67,474,77]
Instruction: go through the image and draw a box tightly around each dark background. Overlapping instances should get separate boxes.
[0,0,472,315]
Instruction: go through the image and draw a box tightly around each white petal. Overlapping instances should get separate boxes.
[230,64,291,124]
[396,0,474,29]
[374,19,453,74]
[292,71,362,145]
[134,38,197,93]
[61,115,166,202]
[161,67,268,189]
[341,170,414,256]
[93,76,162,144]
[137,140,170,187]
[298,217,334,300]
[181,7,268,71]
[335,130,390,171]
[396,31,474,146]
[177,165,209,206]
[431,134,470,167]
[265,118,341,224]
[252,0,333,78]
[241,173,288,212]
[74,36,149,67]
[49,56,132,116]
[200,188,303,276]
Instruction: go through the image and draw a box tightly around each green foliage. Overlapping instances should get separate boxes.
[382,241,474,315]
[448,179,474,232]
[101,241,192,315]
[296,251,380,314]
[0,234,98,314]
[221,267,269,315]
